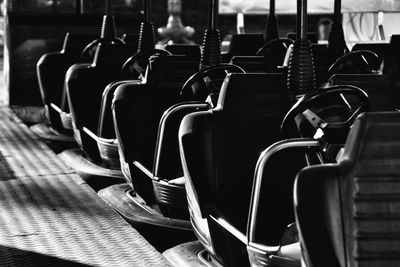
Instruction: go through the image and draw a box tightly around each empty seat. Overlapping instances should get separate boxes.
[65,43,134,165]
[230,56,270,73]
[295,112,400,267]
[112,54,200,203]
[165,44,201,61]
[229,38,293,74]
[329,74,393,111]
[222,34,265,62]
[383,35,400,107]
[352,42,389,61]
[37,32,98,133]
[179,73,291,266]
[327,50,382,79]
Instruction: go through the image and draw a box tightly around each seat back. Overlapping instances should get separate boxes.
[37,33,97,116]
[165,44,201,61]
[179,73,290,265]
[329,74,393,111]
[383,35,400,107]
[295,112,400,267]
[227,34,265,56]
[230,56,271,73]
[112,54,200,199]
[66,43,134,149]
[352,43,389,61]
[213,74,290,230]
[62,33,99,58]
[222,34,265,62]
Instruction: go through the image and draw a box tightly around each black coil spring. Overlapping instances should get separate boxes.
[200,29,221,69]
[287,40,316,98]
[138,22,156,53]
[101,15,116,39]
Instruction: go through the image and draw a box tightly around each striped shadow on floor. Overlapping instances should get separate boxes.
[0,106,170,266]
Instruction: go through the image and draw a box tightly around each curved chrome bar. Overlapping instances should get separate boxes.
[247,138,320,252]
[153,102,210,179]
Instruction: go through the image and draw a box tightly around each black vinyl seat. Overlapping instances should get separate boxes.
[96,44,200,147]
[179,73,293,266]
[383,35,400,108]
[36,32,98,135]
[328,73,393,111]
[245,85,370,267]
[62,43,134,174]
[295,112,400,267]
[112,54,200,206]
[221,34,264,62]
[165,44,201,61]
[230,56,270,73]
[98,57,245,231]
[96,79,141,168]
[352,42,389,61]
[230,38,293,74]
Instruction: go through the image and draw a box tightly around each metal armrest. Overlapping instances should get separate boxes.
[247,138,321,253]
[153,101,211,180]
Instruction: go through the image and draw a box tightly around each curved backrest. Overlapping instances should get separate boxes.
[165,44,201,61]
[228,34,265,56]
[383,35,400,107]
[62,33,99,57]
[230,56,271,73]
[329,74,393,111]
[352,43,389,61]
[112,54,200,197]
[179,73,291,265]
[222,34,265,62]
[97,80,136,139]
[295,112,400,267]
[214,73,291,231]
[37,32,98,107]
[181,73,290,232]
[66,43,134,136]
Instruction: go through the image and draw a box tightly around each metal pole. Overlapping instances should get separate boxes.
[105,0,112,15]
[334,0,341,23]
[144,0,151,22]
[209,0,218,30]
[297,0,307,41]
[270,0,275,17]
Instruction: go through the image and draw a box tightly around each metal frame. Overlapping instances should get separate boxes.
[247,138,321,253]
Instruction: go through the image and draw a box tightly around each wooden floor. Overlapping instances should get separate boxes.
[0,106,170,266]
